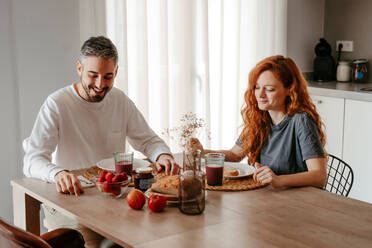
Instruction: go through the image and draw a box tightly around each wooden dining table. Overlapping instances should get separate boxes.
[11,176,372,248]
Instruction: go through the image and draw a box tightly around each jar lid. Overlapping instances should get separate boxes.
[135,167,153,174]
[353,59,368,64]
[338,60,351,65]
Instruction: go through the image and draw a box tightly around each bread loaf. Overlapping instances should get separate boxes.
[151,175,179,195]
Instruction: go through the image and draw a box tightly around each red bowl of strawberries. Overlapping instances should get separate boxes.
[96,170,130,198]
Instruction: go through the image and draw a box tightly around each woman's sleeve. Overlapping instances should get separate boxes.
[296,113,325,161]
[235,134,243,147]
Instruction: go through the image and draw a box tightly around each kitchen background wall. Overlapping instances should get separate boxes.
[1,0,371,224]
[287,0,325,72]
[324,0,372,81]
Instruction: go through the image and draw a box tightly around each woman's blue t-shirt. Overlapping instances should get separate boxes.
[236,112,325,175]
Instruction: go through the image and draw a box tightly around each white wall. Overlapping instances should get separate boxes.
[0,0,21,224]
[287,0,325,72]
[0,0,80,223]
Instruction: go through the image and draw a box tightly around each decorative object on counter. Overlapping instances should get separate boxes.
[352,59,368,83]
[178,150,205,215]
[313,38,336,82]
[336,60,352,82]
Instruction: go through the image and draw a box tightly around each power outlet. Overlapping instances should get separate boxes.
[336,40,354,52]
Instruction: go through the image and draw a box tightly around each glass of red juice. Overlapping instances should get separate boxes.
[114,152,133,176]
[205,153,225,186]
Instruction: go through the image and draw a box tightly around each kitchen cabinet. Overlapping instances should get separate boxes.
[343,99,372,203]
[311,95,344,158]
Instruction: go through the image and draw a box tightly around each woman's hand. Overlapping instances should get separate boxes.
[253,162,281,188]
[189,138,204,155]
[54,170,84,195]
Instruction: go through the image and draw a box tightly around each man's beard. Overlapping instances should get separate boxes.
[80,77,108,102]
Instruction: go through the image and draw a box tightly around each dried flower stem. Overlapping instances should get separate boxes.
[162,112,211,151]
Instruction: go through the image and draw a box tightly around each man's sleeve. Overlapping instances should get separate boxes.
[125,99,171,163]
[23,98,64,183]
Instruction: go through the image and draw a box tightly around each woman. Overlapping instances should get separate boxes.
[190,55,327,188]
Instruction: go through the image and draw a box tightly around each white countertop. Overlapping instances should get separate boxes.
[308,81,372,102]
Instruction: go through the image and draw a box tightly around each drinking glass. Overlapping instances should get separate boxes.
[114,152,134,176]
[205,153,225,186]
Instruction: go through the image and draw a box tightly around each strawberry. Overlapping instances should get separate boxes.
[100,170,108,177]
[98,174,106,183]
[102,181,112,193]
[112,175,122,183]
[105,172,114,182]
[120,172,128,181]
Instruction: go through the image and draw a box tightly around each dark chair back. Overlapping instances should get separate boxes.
[0,218,51,248]
[0,218,85,248]
[324,154,354,197]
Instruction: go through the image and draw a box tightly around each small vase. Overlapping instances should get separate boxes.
[178,150,205,215]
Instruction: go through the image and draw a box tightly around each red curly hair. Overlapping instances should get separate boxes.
[240,55,326,165]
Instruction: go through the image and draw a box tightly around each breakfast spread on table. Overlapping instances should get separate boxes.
[83,158,265,203]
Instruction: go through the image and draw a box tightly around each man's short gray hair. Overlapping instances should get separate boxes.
[80,36,118,65]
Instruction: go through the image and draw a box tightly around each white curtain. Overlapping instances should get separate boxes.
[103,0,287,153]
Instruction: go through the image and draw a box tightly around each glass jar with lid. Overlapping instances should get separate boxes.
[133,167,154,192]
[336,60,352,82]
[352,59,368,83]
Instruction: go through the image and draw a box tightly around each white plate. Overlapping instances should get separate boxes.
[223,162,255,179]
[77,175,95,188]
[97,157,151,171]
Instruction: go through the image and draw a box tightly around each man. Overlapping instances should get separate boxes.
[23,36,179,247]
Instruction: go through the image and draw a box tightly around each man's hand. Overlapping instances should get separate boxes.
[155,154,180,175]
[54,170,84,195]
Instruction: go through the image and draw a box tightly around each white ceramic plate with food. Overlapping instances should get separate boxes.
[222,162,255,179]
[97,157,151,171]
